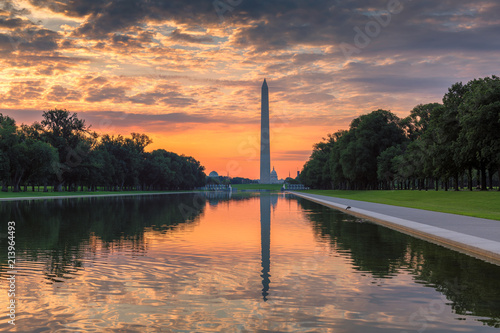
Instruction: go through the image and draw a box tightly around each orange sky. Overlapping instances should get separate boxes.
[1,0,499,179]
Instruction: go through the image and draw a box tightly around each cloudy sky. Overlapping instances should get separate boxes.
[1,0,499,179]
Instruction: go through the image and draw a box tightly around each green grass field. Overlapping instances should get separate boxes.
[0,190,192,199]
[232,184,283,191]
[299,190,500,221]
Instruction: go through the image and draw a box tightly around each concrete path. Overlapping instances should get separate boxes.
[289,191,500,266]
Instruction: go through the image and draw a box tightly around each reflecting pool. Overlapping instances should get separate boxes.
[1,193,500,332]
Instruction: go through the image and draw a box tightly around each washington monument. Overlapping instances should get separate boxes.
[260,79,271,184]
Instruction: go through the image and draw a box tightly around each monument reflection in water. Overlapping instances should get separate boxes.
[260,193,272,301]
[1,193,500,332]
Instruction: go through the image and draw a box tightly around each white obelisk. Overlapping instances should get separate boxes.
[260,79,271,184]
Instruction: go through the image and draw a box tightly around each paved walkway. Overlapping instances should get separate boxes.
[289,191,500,266]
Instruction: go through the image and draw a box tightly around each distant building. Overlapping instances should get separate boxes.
[270,166,278,183]
[268,166,284,184]
[208,171,219,178]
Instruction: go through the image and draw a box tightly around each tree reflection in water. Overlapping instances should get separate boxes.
[293,195,500,328]
[0,193,253,284]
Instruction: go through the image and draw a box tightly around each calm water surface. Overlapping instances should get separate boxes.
[1,193,500,332]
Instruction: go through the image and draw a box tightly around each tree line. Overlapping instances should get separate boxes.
[0,109,206,192]
[300,75,500,191]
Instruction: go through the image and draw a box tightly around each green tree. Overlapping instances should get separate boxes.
[458,76,500,190]
[40,109,92,191]
[300,132,338,189]
[98,134,127,190]
[438,82,471,190]
[377,145,404,189]
[28,142,59,191]
[339,110,407,189]
[0,112,207,192]
[423,105,461,190]
[402,103,441,141]
[140,150,175,190]
[123,133,152,189]
[0,114,18,191]
[329,130,349,189]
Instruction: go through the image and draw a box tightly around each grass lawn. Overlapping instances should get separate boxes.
[300,190,500,221]
[232,184,283,191]
[0,190,192,199]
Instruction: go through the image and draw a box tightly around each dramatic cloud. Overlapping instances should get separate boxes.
[1,80,46,103]
[46,85,82,101]
[169,29,214,44]
[1,0,499,177]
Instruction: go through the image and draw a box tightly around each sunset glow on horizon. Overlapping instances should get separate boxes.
[1,0,499,179]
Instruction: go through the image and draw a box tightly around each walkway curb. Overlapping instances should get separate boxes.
[289,191,500,266]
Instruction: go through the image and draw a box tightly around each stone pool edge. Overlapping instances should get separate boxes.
[288,191,500,266]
